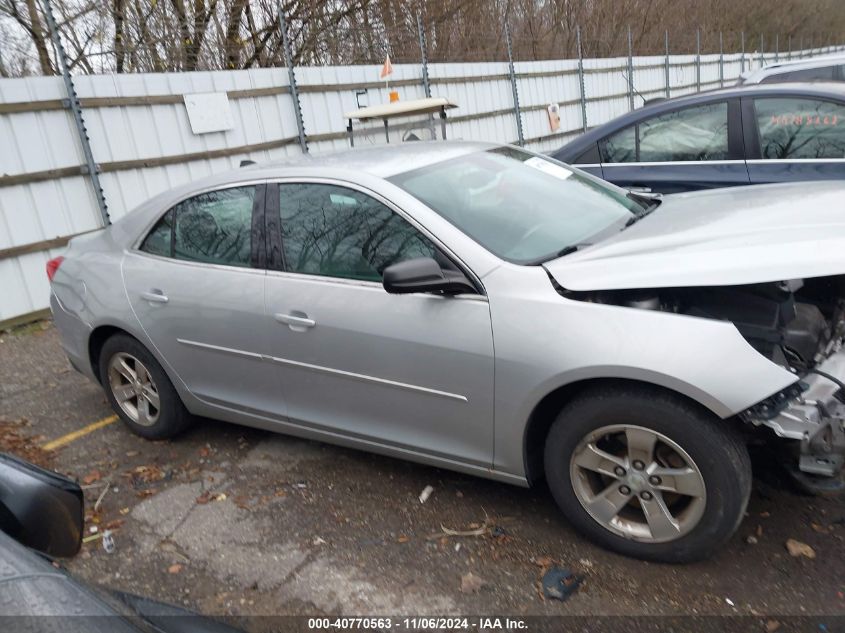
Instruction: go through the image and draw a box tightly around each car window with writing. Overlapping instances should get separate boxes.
[755,98,845,159]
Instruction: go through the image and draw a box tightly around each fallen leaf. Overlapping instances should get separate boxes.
[212,492,227,502]
[104,519,125,530]
[460,571,485,594]
[137,489,157,499]
[119,507,130,515]
[397,535,410,543]
[195,491,211,505]
[766,620,781,632]
[82,470,102,485]
[811,523,830,534]
[534,556,554,568]
[198,447,210,457]
[785,539,816,559]
[168,564,183,574]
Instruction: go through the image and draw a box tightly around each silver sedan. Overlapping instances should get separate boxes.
[49,141,845,562]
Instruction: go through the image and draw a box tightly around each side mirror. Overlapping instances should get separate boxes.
[0,453,84,558]
[382,257,476,295]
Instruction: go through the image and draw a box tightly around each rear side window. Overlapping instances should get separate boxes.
[277,183,437,281]
[600,103,729,162]
[754,98,845,159]
[140,209,173,256]
[140,186,255,268]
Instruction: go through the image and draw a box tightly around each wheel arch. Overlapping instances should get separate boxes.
[521,376,734,487]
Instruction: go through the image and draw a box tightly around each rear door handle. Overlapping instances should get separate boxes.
[141,290,169,304]
[274,312,316,330]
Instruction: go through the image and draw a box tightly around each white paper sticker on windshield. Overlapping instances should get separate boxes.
[525,156,573,180]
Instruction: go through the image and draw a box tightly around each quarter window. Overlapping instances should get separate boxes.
[277,183,437,281]
[140,187,255,267]
[600,102,730,163]
[754,98,845,159]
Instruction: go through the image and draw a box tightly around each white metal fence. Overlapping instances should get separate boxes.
[0,45,841,326]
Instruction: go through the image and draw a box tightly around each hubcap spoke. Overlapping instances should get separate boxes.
[137,395,153,425]
[639,493,682,540]
[142,388,160,410]
[573,443,627,479]
[585,482,632,524]
[113,384,136,403]
[650,466,706,498]
[116,358,137,382]
[625,427,657,466]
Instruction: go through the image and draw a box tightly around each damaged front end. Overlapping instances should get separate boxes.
[560,275,845,491]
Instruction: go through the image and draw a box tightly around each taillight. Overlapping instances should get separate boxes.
[46,256,65,281]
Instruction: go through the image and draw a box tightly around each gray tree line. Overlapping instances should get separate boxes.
[1,0,842,77]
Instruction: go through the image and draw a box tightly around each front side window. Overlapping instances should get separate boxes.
[390,147,642,264]
[278,183,437,281]
[600,103,729,163]
[601,127,637,163]
[638,102,729,161]
[140,186,255,267]
[754,98,845,159]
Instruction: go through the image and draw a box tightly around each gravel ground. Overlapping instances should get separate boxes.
[1,322,844,630]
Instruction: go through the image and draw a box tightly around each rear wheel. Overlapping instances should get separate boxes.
[544,386,751,563]
[99,334,192,439]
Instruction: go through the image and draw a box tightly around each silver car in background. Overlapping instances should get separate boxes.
[49,142,845,562]
[738,53,845,84]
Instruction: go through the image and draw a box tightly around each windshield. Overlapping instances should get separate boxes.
[389,146,642,264]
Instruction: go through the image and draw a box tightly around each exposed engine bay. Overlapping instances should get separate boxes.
[559,275,845,489]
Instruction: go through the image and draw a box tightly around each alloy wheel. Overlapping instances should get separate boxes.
[569,424,707,543]
[107,352,160,427]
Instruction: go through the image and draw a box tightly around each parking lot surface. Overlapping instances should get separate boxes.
[1,322,845,627]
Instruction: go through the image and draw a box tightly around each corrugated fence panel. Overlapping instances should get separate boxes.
[2,46,843,324]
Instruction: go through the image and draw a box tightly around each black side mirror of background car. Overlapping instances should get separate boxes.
[0,453,84,558]
[382,257,476,295]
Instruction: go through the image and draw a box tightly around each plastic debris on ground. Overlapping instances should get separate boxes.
[419,485,434,504]
[541,566,582,602]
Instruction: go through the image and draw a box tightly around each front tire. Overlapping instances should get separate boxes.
[99,334,192,440]
[544,385,751,563]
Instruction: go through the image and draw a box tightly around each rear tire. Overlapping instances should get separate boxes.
[99,334,192,440]
[544,385,751,563]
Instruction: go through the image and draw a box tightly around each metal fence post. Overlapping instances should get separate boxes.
[799,35,803,59]
[41,0,109,226]
[740,31,745,72]
[627,26,634,110]
[759,33,764,68]
[504,22,524,146]
[576,26,587,132]
[695,29,701,92]
[279,9,307,153]
[719,31,724,88]
[416,13,431,99]
[664,30,670,97]
[788,35,792,60]
[775,33,779,62]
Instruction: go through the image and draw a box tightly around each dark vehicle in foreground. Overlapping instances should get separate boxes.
[0,453,238,632]
[553,83,845,194]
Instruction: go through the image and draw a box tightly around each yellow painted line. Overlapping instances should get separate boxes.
[42,415,118,451]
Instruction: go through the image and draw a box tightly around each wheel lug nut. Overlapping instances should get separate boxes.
[619,485,632,495]
[640,491,653,501]
[632,460,645,471]
[648,475,662,486]
[614,466,626,477]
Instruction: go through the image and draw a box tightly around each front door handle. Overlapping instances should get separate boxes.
[627,185,652,193]
[274,312,316,330]
[141,290,169,304]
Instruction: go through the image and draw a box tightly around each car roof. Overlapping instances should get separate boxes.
[249,140,499,179]
[741,53,845,82]
[553,82,845,160]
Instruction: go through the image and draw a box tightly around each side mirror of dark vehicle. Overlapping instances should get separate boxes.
[0,453,84,558]
[382,257,476,295]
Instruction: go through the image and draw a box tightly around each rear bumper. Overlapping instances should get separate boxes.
[50,292,96,382]
[754,348,845,478]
